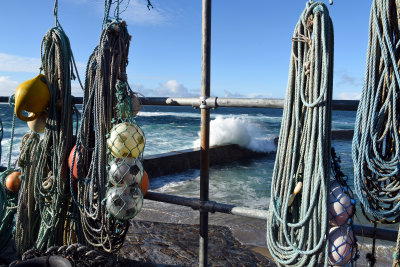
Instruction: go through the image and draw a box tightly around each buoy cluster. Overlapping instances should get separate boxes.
[327,180,357,265]
[105,85,147,221]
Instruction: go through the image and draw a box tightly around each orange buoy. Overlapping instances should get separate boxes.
[68,145,79,179]
[5,171,22,193]
[140,171,149,196]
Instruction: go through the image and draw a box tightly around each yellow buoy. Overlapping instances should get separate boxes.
[107,122,145,158]
[15,74,50,122]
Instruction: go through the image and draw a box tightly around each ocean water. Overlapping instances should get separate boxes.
[0,103,395,266]
[0,102,359,210]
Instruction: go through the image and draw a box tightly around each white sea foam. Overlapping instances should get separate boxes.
[193,116,276,153]
[138,111,282,123]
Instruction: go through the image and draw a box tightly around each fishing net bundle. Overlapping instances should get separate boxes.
[11,1,82,253]
[0,169,19,256]
[0,97,32,261]
[31,23,76,251]
[14,132,41,255]
[266,1,334,266]
[351,0,400,265]
[327,148,358,266]
[72,3,143,252]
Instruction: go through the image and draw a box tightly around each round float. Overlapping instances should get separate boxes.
[328,225,355,265]
[107,122,145,158]
[108,158,143,186]
[105,186,143,220]
[329,181,354,225]
[5,171,22,193]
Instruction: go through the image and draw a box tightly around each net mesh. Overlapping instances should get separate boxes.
[105,80,145,221]
[328,148,359,266]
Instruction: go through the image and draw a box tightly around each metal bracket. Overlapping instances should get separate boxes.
[199,96,208,109]
[199,97,218,109]
[199,200,216,213]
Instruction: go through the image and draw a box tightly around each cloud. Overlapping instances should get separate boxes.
[224,90,245,98]
[133,80,198,97]
[0,53,41,73]
[0,76,19,96]
[336,92,362,100]
[71,83,84,97]
[335,73,363,88]
[247,92,273,98]
[224,90,274,99]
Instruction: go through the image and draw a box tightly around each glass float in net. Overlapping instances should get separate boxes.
[108,157,144,186]
[105,185,143,220]
[328,224,356,266]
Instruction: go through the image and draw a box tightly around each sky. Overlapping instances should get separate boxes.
[0,0,372,100]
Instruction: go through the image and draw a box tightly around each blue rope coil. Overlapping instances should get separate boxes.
[352,0,400,224]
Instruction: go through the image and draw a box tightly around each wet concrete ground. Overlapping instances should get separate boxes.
[119,220,274,266]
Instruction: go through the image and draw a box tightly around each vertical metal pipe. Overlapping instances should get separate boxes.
[199,0,211,266]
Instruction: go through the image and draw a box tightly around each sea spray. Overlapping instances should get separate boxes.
[193,116,276,153]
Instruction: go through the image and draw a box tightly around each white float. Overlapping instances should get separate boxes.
[27,112,47,133]
[328,225,355,266]
[329,181,354,225]
[108,157,143,186]
[105,186,143,220]
[107,122,145,158]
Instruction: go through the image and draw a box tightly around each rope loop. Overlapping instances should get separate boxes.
[266,1,334,265]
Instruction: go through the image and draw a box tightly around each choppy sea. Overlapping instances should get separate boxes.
[0,103,396,266]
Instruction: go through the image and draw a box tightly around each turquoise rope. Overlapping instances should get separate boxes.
[266,1,334,266]
[352,0,400,223]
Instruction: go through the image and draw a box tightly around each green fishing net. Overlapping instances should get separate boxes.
[105,80,145,220]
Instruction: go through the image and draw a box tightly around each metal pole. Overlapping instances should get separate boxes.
[199,0,211,266]
[0,96,360,111]
[145,191,399,242]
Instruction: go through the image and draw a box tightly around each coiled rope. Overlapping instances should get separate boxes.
[266,1,334,266]
[12,0,82,253]
[33,24,75,250]
[352,0,400,224]
[14,132,40,255]
[351,0,400,265]
[71,0,133,252]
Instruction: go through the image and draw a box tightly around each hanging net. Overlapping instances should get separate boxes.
[72,1,145,252]
[328,148,359,266]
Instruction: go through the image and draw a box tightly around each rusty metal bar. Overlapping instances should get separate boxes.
[199,0,211,266]
[0,96,360,111]
[146,192,268,220]
[145,191,399,242]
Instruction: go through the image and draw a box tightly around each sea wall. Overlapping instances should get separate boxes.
[143,144,272,178]
[0,129,354,175]
[143,129,354,178]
